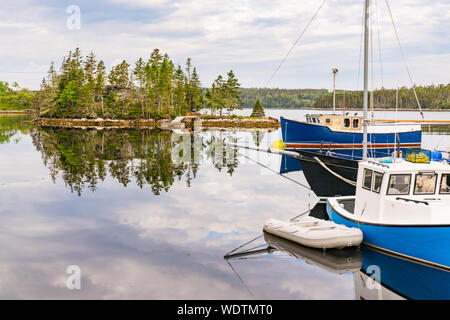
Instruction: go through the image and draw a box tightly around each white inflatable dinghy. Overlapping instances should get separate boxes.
[263,216,363,250]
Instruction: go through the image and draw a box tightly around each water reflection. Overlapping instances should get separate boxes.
[1,114,448,299]
[0,115,32,145]
[30,127,240,195]
[225,203,450,300]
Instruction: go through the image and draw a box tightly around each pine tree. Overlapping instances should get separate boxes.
[224,70,241,116]
[190,67,202,112]
[251,99,265,117]
[174,65,187,116]
[95,60,106,117]
[133,57,147,118]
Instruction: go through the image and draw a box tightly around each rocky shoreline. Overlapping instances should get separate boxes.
[31,116,281,130]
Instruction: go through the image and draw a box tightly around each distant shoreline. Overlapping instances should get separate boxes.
[0,109,32,114]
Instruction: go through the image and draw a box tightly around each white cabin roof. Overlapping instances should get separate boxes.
[362,158,450,174]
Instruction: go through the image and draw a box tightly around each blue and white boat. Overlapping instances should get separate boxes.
[280,115,422,160]
[327,157,450,269]
[325,0,449,270]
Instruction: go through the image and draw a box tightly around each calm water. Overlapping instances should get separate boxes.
[0,111,449,300]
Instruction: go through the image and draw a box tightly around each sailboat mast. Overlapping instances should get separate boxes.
[362,0,370,160]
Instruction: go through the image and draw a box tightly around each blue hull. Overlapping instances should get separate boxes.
[326,202,450,269]
[281,117,422,160]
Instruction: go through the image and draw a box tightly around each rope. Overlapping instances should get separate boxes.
[289,208,313,221]
[225,260,256,299]
[237,151,311,190]
[313,156,357,186]
[265,0,328,87]
[385,0,424,120]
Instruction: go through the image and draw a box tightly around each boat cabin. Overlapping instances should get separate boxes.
[348,158,450,225]
[305,114,362,132]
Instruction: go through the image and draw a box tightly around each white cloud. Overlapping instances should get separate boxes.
[0,0,448,89]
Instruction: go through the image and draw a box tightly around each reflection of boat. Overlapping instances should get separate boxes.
[263,216,362,249]
[327,159,450,269]
[355,246,450,300]
[280,154,302,174]
[263,232,362,274]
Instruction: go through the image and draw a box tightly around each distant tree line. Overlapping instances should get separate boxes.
[0,81,35,110]
[313,84,450,110]
[239,88,329,109]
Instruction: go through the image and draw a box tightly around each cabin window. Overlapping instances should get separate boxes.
[312,118,317,123]
[440,174,450,194]
[414,173,437,195]
[353,119,359,128]
[344,118,350,128]
[325,118,331,124]
[363,169,372,190]
[372,172,383,193]
[387,174,411,195]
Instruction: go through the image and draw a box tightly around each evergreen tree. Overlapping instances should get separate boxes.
[95,60,106,116]
[250,99,265,117]
[224,70,241,116]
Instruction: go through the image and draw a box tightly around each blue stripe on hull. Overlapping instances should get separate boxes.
[326,203,450,268]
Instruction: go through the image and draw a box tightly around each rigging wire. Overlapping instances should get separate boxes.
[375,0,384,88]
[236,150,311,190]
[356,2,365,90]
[265,0,328,87]
[225,260,256,299]
[384,0,424,120]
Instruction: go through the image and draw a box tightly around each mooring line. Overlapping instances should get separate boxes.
[236,151,311,190]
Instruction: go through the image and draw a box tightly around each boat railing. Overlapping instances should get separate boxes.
[395,197,429,206]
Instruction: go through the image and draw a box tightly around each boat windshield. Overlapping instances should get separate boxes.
[414,173,437,195]
[387,174,411,195]
[440,174,450,194]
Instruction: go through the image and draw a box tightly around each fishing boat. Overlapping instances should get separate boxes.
[319,0,450,270]
[281,115,422,161]
[277,0,429,198]
[326,157,450,269]
[263,216,363,249]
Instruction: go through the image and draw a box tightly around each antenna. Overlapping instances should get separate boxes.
[332,68,338,114]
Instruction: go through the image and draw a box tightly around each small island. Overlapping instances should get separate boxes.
[29,48,279,130]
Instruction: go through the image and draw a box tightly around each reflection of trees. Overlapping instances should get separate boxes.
[30,127,240,196]
[0,115,32,144]
[204,131,239,176]
[251,131,265,147]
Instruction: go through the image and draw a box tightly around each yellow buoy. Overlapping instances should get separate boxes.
[271,139,286,150]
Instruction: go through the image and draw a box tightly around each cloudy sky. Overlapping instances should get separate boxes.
[0,0,448,90]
